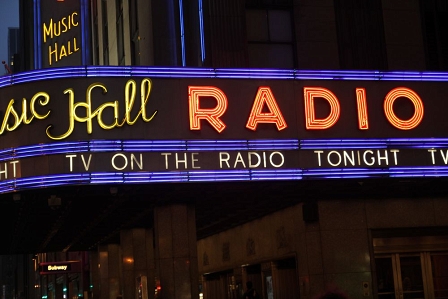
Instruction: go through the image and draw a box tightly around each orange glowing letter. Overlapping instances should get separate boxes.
[384,87,424,130]
[356,88,369,130]
[246,87,287,131]
[189,86,228,133]
[304,87,340,129]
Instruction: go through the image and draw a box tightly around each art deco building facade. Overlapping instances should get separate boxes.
[6,1,448,299]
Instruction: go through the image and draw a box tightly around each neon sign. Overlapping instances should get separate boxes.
[245,87,287,131]
[0,66,447,192]
[0,81,428,140]
[42,11,80,65]
[383,87,424,130]
[188,86,227,132]
[46,79,157,140]
[40,261,80,275]
[189,85,424,133]
[39,1,83,67]
[0,79,157,140]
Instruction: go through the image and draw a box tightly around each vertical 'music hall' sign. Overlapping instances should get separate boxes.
[40,0,83,68]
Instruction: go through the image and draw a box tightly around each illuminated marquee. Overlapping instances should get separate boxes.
[0,66,447,192]
[0,80,429,140]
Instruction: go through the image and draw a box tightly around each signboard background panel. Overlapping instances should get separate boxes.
[2,77,448,144]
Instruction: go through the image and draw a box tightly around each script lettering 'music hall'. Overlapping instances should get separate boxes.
[0,79,157,140]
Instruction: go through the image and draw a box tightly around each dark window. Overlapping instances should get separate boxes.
[245,0,295,68]
[420,0,448,70]
[129,0,140,65]
[102,0,109,65]
[205,0,247,67]
[92,0,99,65]
[334,0,388,70]
[116,0,125,65]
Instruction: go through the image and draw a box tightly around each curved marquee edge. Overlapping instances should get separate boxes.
[1,66,448,193]
[0,138,447,162]
[2,66,448,89]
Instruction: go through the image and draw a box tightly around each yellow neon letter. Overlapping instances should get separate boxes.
[26,92,51,124]
[46,89,75,140]
[72,83,107,134]
[43,19,53,43]
[61,16,68,33]
[1,101,20,133]
[120,79,157,127]
[71,12,79,27]
[48,43,58,65]
[74,37,80,52]
[53,21,61,37]
[59,44,67,59]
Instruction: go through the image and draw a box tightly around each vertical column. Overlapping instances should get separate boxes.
[121,228,155,299]
[136,0,154,65]
[199,275,205,299]
[98,244,122,299]
[207,0,247,67]
[232,267,244,298]
[151,0,182,66]
[241,266,248,292]
[82,252,91,299]
[259,262,271,298]
[89,251,100,299]
[95,0,105,65]
[41,274,48,299]
[270,262,279,299]
[145,229,156,299]
[183,0,202,66]
[154,204,199,299]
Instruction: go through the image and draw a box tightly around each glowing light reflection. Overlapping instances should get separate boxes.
[0,138,447,162]
[6,67,448,88]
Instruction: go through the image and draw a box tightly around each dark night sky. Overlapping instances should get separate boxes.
[0,0,19,74]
